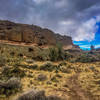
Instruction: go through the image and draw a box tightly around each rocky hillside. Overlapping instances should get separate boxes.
[0,20,73,46]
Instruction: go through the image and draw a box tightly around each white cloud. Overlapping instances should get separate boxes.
[79,44,100,49]
[56,16,100,42]
[54,0,67,8]
[74,18,98,41]
[95,44,100,48]
[60,20,73,25]
[96,15,100,22]
[33,0,48,4]
[0,0,100,43]
[79,45,90,49]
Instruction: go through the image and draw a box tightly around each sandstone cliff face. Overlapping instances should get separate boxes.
[0,20,73,46]
[55,34,73,46]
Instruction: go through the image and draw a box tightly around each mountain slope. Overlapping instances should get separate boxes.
[0,20,73,47]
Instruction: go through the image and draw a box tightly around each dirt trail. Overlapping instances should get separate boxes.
[0,40,50,49]
[0,40,37,47]
[67,74,91,100]
[0,40,71,50]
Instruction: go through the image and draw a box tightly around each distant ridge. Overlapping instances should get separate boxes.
[0,20,75,48]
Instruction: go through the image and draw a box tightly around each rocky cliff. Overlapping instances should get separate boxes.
[0,20,73,46]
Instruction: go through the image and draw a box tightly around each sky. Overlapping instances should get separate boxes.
[0,0,100,50]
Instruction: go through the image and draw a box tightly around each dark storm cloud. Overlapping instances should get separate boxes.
[0,0,100,41]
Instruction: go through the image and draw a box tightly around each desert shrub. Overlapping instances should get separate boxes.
[27,73,33,78]
[37,74,47,81]
[29,64,38,70]
[26,46,49,61]
[49,47,58,61]
[32,48,49,61]
[28,47,34,52]
[58,62,67,67]
[16,89,46,100]
[75,53,98,63]
[56,43,65,61]
[37,37,47,46]
[55,62,71,73]
[56,62,66,70]
[0,49,3,54]
[46,81,52,85]
[16,89,62,100]
[97,54,100,59]
[60,66,71,73]
[95,80,100,84]
[6,57,22,66]
[47,95,62,100]
[31,47,42,60]
[55,74,62,78]
[0,56,6,67]
[69,59,76,63]
[10,52,15,56]
[64,52,73,60]
[39,49,50,61]
[39,62,57,72]
[21,64,38,70]
[49,44,65,61]
[57,63,71,73]
[2,66,25,78]
[5,77,21,89]
[30,80,33,84]
[18,53,24,57]
[0,77,21,96]
[51,76,59,82]
[33,53,49,61]
[33,55,43,61]
[89,66,95,71]
[26,59,34,64]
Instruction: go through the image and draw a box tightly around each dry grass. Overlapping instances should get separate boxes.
[0,43,100,100]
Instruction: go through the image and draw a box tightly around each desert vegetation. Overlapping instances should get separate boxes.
[0,43,100,100]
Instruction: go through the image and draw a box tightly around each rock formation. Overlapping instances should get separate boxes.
[0,20,73,47]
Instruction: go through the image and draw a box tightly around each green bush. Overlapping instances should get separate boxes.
[37,74,47,81]
[57,62,71,73]
[26,59,34,64]
[56,43,65,61]
[75,53,98,63]
[64,52,73,61]
[16,89,46,100]
[49,47,58,61]
[40,62,57,72]
[47,95,62,100]
[56,62,67,71]
[2,66,25,78]
[0,56,6,67]
[0,77,21,96]
[16,89,62,100]
[29,64,38,70]
[58,62,67,67]
[49,44,65,61]
[51,76,59,82]
[21,64,38,70]
[32,48,49,61]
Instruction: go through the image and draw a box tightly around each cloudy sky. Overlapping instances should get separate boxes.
[0,0,100,49]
